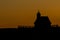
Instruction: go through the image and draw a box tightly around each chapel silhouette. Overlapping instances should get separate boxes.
[34,11,51,31]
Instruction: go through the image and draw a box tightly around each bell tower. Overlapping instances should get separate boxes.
[37,11,41,19]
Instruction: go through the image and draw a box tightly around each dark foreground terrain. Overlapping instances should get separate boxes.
[0,26,60,32]
[0,27,59,39]
[0,28,17,32]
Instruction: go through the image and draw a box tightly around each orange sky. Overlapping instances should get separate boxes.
[0,0,60,28]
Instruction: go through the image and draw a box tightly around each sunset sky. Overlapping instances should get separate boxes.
[0,0,60,28]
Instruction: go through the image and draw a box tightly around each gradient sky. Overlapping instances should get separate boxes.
[0,0,60,28]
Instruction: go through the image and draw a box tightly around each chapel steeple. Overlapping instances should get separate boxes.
[37,10,41,19]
